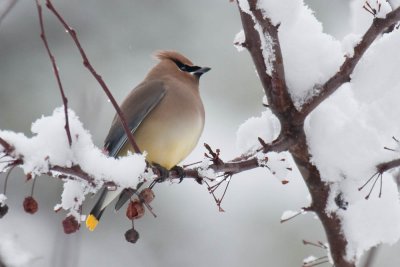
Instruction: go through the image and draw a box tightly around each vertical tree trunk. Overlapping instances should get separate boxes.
[290,131,355,267]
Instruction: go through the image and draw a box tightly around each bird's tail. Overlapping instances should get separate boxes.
[86,187,122,231]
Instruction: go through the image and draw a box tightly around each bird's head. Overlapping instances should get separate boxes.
[150,50,211,84]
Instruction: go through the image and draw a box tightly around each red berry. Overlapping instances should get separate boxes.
[62,215,80,234]
[23,196,38,214]
[126,199,144,220]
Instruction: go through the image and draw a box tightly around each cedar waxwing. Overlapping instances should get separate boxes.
[86,51,210,231]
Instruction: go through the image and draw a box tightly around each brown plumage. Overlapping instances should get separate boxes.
[86,51,210,231]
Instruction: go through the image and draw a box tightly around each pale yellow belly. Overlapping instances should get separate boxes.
[120,114,203,170]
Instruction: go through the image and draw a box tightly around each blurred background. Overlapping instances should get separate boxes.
[0,0,398,266]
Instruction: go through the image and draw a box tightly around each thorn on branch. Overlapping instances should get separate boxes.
[280,209,307,224]
[233,40,247,49]
[258,137,268,150]
[0,137,15,155]
[302,256,329,267]
[358,171,383,199]
[302,240,328,250]
[302,240,330,266]
[363,1,378,17]
[204,143,224,165]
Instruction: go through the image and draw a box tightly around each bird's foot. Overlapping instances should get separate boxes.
[152,163,169,183]
[170,165,186,183]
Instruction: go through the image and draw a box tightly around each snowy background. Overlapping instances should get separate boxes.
[1,0,399,266]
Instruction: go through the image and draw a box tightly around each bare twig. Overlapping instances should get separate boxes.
[357,158,400,199]
[43,0,141,154]
[35,0,72,146]
[0,0,17,26]
[300,6,400,118]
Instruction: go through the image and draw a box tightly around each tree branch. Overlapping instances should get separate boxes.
[35,0,72,146]
[0,134,286,188]
[300,6,400,118]
[376,158,400,173]
[41,0,141,154]
[237,1,362,266]
[238,0,298,124]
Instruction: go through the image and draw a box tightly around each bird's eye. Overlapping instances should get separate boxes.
[173,60,201,73]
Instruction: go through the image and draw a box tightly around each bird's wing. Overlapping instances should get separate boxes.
[104,80,166,157]
[87,81,166,228]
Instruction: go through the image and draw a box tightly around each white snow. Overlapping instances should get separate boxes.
[236,109,280,154]
[341,33,362,57]
[239,0,344,108]
[198,159,217,180]
[0,107,146,215]
[0,193,6,206]
[236,0,400,263]
[339,173,400,261]
[303,255,317,264]
[58,179,89,219]
[233,30,245,52]
[306,26,400,261]
[388,0,400,9]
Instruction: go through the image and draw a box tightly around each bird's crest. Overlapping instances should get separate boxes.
[154,50,193,66]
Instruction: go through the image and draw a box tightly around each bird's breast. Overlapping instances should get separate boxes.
[128,88,204,169]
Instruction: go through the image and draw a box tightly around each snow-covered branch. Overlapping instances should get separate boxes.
[237,0,297,123]
[0,117,288,188]
[0,105,292,221]
[300,5,400,117]
[235,1,400,266]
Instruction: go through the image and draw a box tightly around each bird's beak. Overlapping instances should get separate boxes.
[193,67,211,77]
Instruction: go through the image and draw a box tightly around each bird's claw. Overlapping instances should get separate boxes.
[171,165,186,183]
[152,163,169,183]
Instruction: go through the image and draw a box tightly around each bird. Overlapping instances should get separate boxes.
[86,50,210,231]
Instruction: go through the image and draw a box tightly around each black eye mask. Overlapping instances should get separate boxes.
[173,60,202,73]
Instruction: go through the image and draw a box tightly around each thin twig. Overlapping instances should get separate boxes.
[30,177,38,197]
[0,0,17,26]
[44,0,141,153]
[3,164,16,195]
[36,0,72,146]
